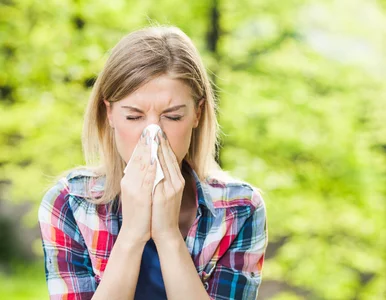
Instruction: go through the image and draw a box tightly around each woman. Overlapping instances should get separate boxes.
[38,25,268,300]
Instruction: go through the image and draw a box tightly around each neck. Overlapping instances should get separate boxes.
[181,164,196,209]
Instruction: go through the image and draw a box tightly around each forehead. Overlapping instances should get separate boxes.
[119,76,193,107]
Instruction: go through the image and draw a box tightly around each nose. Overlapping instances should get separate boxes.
[145,114,161,127]
[142,118,164,135]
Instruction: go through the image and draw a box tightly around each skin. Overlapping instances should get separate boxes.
[103,75,203,169]
[152,129,212,299]
[103,74,204,236]
[93,74,210,299]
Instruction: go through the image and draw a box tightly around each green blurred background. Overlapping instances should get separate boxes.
[1,0,385,299]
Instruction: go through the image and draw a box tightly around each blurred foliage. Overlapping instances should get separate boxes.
[0,261,47,299]
[0,0,385,299]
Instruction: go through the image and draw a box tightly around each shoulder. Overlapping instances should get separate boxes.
[204,170,265,212]
[38,176,70,223]
[65,167,106,199]
[38,167,104,222]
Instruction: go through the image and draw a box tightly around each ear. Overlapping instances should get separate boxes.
[193,98,205,128]
[103,99,114,128]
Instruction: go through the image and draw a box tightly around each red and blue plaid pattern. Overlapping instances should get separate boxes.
[38,161,268,299]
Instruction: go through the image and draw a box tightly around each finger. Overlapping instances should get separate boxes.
[124,131,151,178]
[136,130,151,154]
[153,173,165,201]
[157,137,171,184]
[166,136,184,183]
[160,134,184,181]
[158,130,183,183]
[141,157,157,192]
[136,130,152,159]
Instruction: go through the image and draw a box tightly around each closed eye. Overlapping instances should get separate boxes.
[166,116,182,121]
[125,116,141,120]
[125,116,183,121]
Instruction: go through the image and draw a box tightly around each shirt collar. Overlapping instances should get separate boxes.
[68,160,217,217]
[183,159,217,217]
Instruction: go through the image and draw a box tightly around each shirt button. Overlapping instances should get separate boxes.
[204,282,209,290]
[251,272,255,277]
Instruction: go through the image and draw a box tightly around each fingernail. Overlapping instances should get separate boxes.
[162,131,167,140]
[155,135,160,145]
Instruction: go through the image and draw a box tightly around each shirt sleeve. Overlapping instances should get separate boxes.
[38,178,97,300]
[205,188,268,300]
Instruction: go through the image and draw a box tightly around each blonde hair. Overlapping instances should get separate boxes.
[52,25,232,206]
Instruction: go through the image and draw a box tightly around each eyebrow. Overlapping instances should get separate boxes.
[121,104,187,113]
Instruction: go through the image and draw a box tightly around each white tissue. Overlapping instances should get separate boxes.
[123,124,165,196]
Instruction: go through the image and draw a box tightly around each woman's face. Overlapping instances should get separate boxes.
[104,75,204,168]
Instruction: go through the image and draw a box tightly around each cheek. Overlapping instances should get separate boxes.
[165,123,192,163]
[114,126,141,163]
[115,126,135,141]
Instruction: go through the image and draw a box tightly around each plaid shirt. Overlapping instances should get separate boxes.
[38,161,268,300]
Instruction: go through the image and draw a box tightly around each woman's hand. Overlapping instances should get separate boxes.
[151,130,185,244]
[120,129,156,245]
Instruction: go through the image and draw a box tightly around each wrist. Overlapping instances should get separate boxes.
[153,229,183,246]
[117,229,149,249]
